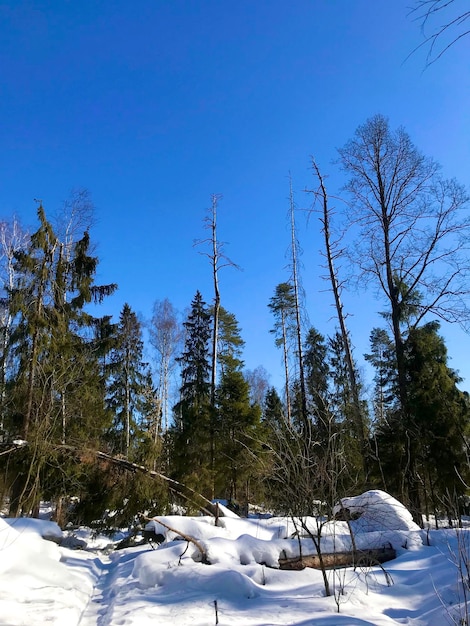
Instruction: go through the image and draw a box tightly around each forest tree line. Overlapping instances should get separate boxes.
[1,114,470,528]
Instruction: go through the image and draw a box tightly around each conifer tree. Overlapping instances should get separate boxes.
[107,303,150,459]
[216,306,245,375]
[214,368,261,508]
[328,331,369,487]
[269,282,296,424]
[365,328,398,425]
[263,386,285,428]
[303,327,331,434]
[171,291,212,499]
[404,322,470,518]
[213,309,262,510]
[5,204,116,515]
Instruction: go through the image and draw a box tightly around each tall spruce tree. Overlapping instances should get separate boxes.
[404,322,470,519]
[5,205,116,515]
[107,303,150,459]
[213,309,262,510]
[171,291,212,499]
[303,327,331,435]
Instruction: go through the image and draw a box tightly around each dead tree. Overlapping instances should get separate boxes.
[308,159,370,481]
[195,194,240,496]
[288,179,308,430]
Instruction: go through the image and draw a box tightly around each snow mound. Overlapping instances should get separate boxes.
[2,517,63,542]
[335,489,420,532]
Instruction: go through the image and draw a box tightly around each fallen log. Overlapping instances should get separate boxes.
[93,450,221,517]
[279,547,396,571]
[144,516,209,563]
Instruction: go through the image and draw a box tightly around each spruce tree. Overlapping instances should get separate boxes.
[213,309,262,511]
[107,303,150,459]
[405,322,470,519]
[215,368,261,509]
[303,327,331,435]
[171,291,212,499]
[5,205,116,516]
[263,387,285,428]
[365,328,398,425]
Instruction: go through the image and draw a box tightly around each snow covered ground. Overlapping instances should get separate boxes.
[1,490,469,625]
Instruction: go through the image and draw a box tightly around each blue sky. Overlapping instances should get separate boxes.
[1,0,469,392]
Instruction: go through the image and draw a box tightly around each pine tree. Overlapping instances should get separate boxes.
[268,282,296,424]
[216,306,245,375]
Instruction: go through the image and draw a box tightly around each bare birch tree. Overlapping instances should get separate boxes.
[149,298,181,433]
[0,217,29,436]
[338,114,470,519]
[54,188,95,258]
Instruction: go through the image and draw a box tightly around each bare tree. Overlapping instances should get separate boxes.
[288,178,308,429]
[338,114,470,519]
[410,0,470,64]
[149,298,181,433]
[0,217,29,435]
[307,159,369,481]
[54,188,95,255]
[195,195,240,405]
[195,194,240,497]
[244,365,270,408]
[264,414,351,598]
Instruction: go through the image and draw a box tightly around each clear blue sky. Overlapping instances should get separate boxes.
[1,0,469,392]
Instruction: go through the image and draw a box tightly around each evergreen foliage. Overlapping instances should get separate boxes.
[107,303,151,459]
[214,368,262,508]
[171,291,212,500]
[3,205,117,516]
[1,128,469,528]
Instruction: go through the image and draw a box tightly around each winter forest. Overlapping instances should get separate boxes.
[1,112,469,531]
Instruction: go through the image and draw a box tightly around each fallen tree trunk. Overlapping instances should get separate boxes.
[7,441,222,518]
[144,516,209,563]
[92,450,220,517]
[279,547,396,571]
